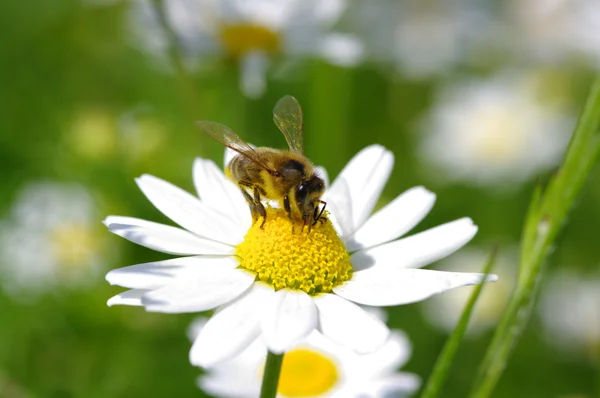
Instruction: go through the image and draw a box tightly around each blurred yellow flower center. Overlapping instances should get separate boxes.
[68,109,117,160]
[219,24,281,58]
[277,348,339,397]
[470,108,525,163]
[50,223,98,267]
[236,208,352,295]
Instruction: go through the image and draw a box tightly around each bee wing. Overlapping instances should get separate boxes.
[273,95,304,154]
[197,121,276,174]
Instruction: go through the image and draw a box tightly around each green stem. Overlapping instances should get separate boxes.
[260,351,284,398]
[149,0,202,118]
[421,248,497,398]
[469,76,600,398]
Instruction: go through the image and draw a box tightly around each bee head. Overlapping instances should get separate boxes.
[295,174,325,218]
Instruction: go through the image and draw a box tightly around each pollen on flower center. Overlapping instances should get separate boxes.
[219,23,281,59]
[277,348,339,397]
[235,208,352,295]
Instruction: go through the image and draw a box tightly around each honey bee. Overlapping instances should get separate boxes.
[197,95,326,229]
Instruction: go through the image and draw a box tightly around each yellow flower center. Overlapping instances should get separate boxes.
[236,208,352,295]
[50,223,99,268]
[278,348,339,397]
[469,108,526,164]
[218,24,281,59]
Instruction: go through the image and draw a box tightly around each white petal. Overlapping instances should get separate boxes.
[361,374,421,397]
[314,294,389,354]
[199,372,260,398]
[106,256,237,290]
[104,216,233,255]
[136,174,245,245]
[261,289,318,354]
[240,51,269,99]
[311,0,346,25]
[142,268,256,313]
[325,178,354,238]
[346,186,436,251]
[333,267,498,306]
[107,289,148,306]
[350,330,413,378]
[352,218,478,271]
[190,283,275,367]
[193,158,251,229]
[327,145,393,235]
[318,33,364,67]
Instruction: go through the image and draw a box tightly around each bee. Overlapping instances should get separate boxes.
[197,95,326,230]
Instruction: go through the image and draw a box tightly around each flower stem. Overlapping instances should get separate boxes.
[149,0,202,117]
[260,351,284,398]
[469,76,600,398]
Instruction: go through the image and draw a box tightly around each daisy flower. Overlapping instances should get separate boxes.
[345,0,490,79]
[502,0,600,68]
[189,312,420,398]
[105,144,497,367]
[417,71,573,187]
[422,247,515,336]
[0,181,105,299]
[130,0,363,98]
[538,270,600,359]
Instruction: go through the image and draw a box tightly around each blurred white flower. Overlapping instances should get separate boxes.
[66,107,167,163]
[418,71,573,187]
[538,270,600,359]
[503,0,600,68]
[189,315,420,398]
[422,247,516,336]
[130,0,363,97]
[0,182,105,299]
[346,0,490,79]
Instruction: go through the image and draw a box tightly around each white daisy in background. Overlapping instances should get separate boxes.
[0,181,105,300]
[105,144,497,367]
[66,107,167,164]
[130,0,363,98]
[417,71,573,187]
[538,270,600,360]
[502,0,600,68]
[345,0,490,79]
[188,312,420,398]
[422,247,516,336]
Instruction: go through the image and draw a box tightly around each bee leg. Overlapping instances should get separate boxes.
[302,213,312,233]
[240,189,259,222]
[312,200,328,226]
[253,186,267,229]
[311,205,319,226]
[283,195,293,220]
[283,194,295,233]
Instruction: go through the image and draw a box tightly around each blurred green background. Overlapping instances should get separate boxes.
[0,1,598,397]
